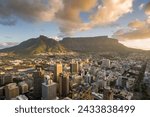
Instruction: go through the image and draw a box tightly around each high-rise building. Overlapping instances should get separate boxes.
[54,63,62,82]
[70,62,79,74]
[4,74,13,84]
[42,76,57,100]
[0,75,5,86]
[33,65,44,99]
[103,87,113,100]
[0,86,4,97]
[5,83,19,100]
[0,74,13,86]
[18,81,29,94]
[116,76,122,88]
[101,59,111,68]
[58,73,70,97]
[84,73,92,84]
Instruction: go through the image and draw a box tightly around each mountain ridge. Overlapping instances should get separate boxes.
[0,35,68,55]
[0,35,144,56]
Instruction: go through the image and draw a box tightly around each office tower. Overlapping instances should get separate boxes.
[116,76,122,88]
[84,73,92,84]
[25,78,33,90]
[62,73,70,97]
[42,76,57,100]
[0,74,13,86]
[70,62,79,74]
[4,74,13,84]
[18,81,29,94]
[101,59,111,68]
[58,74,62,97]
[5,83,19,100]
[122,77,128,88]
[33,65,44,99]
[103,87,113,100]
[97,79,107,90]
[0,86,4,97]
[54,63,62,82]
[58,73,70,97]
[0,75,5,86]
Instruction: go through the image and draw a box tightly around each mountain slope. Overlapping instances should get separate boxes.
[0,35,143,56]
[0,35,68,55]
[60,36,140,54]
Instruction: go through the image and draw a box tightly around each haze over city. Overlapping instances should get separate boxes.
[0,0,150,50]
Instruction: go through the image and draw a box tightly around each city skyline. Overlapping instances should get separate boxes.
[0,0,150,50]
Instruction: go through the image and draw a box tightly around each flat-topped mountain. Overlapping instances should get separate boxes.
[0,35,143,56]
[60,36,139,53]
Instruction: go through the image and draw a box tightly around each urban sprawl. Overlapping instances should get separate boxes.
[0,52,150,100]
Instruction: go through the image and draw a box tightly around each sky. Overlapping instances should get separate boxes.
[0,0,150,50]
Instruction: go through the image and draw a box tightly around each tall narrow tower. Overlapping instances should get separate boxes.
[58,73,70,97]
[33,65,44,99]
[70,62,79,74]
[54,63,63,82]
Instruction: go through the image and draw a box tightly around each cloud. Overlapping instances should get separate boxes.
[0,42,18,49]
[89,0,133,26]
[147,16,150,23]
[144,2,150,15]
[116,28,150,40]
[128,19,145,29]
[0,0,62,24]
[55,0,97,36]
[0,0,134,36]
[139,3,145,10]
[114,19,150,41]
[0,18,16,26]
[56,0,97,23]
[114,1,150,41]
[119,39,150,50]
[57,0,133,36]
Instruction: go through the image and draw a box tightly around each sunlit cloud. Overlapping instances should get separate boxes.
[144,2,150,15]
[119,39,150,50]
[128,19,145,29]
[113,2,150,50]
[0,0,134,36]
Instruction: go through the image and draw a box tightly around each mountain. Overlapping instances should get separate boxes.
[60,36,140,54]
[0,35,68,55]
[0,35,143,56]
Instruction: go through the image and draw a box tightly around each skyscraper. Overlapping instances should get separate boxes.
[54,63,62,82]
[5,83,19,100]
[101,59,111,69]
[0,74,13,86]
[42,76,57,100]
[4,74,13,84]
[0,75,5,86]
[18,81,29,94]
[0,86,4,97]
[58,73,70,97]
[33,65,44,99]
[103,87,113,100]
[70,62,79,74]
